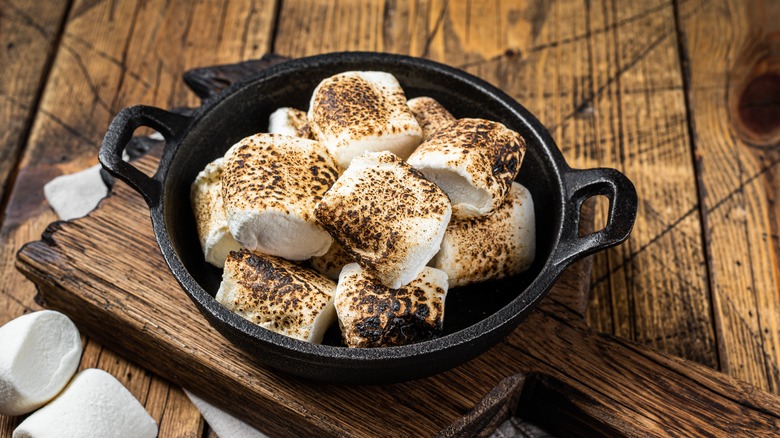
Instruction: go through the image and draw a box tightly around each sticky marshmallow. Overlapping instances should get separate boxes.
[430,182,536,287]
[407,118,526,218]
[13,368,157,438]
[268,107,312,139]
[222,133,338,260]
[216,249,337,343]
[0,310,82,416]
[308,71,423,168]
[314,151,452,289]
[335,263,448,347]
[191,157,242,268]
[407,96,456,141]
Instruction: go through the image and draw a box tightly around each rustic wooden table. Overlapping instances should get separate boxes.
[2,0,779,436]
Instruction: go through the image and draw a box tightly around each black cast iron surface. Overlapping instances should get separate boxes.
[99,52,637,384]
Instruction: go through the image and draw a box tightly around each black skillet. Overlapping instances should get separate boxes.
[99,52,637,384]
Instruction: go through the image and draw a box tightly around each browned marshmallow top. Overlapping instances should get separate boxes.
[407,96,456,140]
[218,249,335,341]
[314,151,451,289]
[335,264,446,347]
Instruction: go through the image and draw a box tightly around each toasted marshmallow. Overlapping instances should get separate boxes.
[268,107,312,139]
[407,97,456,141]
[314,151,452,289]
[310,241,355,281]
[190,158,242,268]
[13,368,157,438]
[216,249,337,343]
[0,310,82,416]
[407,118,526,218]
[308,71,423,168]
[431,182,535,287]
[335,263,447,347]
[222,133,338,260]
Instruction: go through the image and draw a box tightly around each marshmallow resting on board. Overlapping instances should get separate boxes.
[407,118,526,219]
[0,310,82,416]
[216,249,337,343]
[184,390,268,438]
[407,96,456,141]
[221,133,338,260]
[190,157,242,268]
[268,107,312,139]
[335,263,448,348]
[308,71,423,169]
[430,182,536,288]
[43,164,108,221]
[314,151,452,289]
[13,368,157,438]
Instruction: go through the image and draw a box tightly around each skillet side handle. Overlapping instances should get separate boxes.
[99,105,190,208]
[553,167,638,268]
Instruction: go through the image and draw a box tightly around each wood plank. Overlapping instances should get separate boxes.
[676,0,780,392]
[0,0,69,207]
[15,170,780,436]
[273,0,716,367]
[0,0,279,434]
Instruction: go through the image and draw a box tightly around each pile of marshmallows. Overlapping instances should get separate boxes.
[191,71,536,348]
[0,311,157,438]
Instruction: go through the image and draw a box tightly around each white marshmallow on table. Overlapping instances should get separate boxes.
[335,263,448,348]
[310,240,355,281]
[308,71,423,169]
[13,368,157,438]
[43,164,108,221]
[184,390,268,438]
[314,151,452,289]
[222,133,338,260]
[407,96,456,141]
[191,157,242,268]
[407,118,526,219]
[430,182,536,288]
[216,249,337,343]
[0,310,82,416]
[268,107,312,139]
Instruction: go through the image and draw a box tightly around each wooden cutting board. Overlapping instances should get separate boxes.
[14,147,780,436]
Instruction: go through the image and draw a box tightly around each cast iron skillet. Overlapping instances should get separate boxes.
[99,52,637,384]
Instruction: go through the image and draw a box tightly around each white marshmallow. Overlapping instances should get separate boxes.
[43,164,108,221]
[0,310,82,416]
[407,96,456,141]
[222,133,338,260]
[13,368,157,438]
[407,118,526,218]
[335,263,448,347]
[308,71,423,169]
[430,182,536,287]
[268,107,312,139]
[216,249,337,343]
[314,151,452,289]
[191,157,242,268]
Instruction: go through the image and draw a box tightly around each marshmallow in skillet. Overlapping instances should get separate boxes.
[407,96,456,141]
[314,151,452,289]
[430,182,536,288]
[13,368,157,438]
[310,241,355,281]
[407,118,526,219]
[216,249,337,343]
[308,71,423,169]
[268,107,312,139]
[0,310,82,416]
[191,157,242,268]
[335,263,448,347]
[222,133,338,260]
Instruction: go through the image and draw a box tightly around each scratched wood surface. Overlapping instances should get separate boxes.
[1,0,780,436]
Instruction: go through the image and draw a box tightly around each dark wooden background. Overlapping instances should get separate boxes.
[2,0,779,435]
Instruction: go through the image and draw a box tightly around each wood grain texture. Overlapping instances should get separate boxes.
[0,0,278,435]
[272,0,716,372]
[676,0,780,392]
[15,162,780,436]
